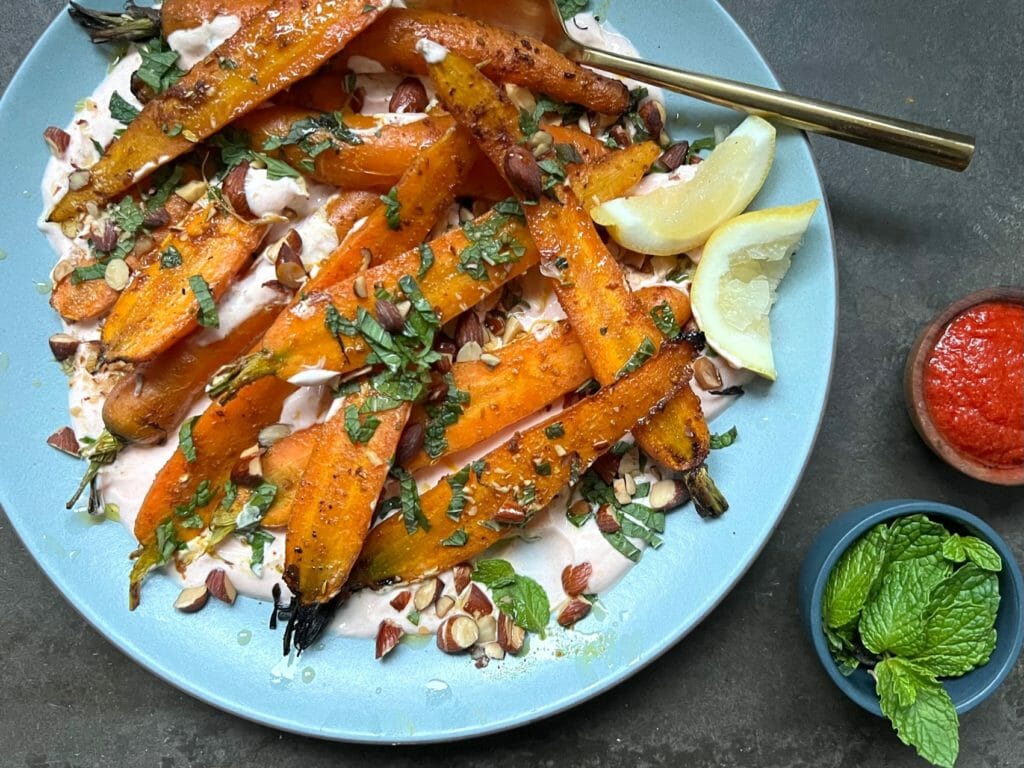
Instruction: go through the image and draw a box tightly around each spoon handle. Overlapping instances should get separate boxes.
[578,47,975,171]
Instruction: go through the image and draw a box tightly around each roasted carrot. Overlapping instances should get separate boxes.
[161,0,266,37]
[277,71,364,114]
[254,424,322,529]
[101,203,267,362]
[129,374,295,607]
[340,9,630,115]
[237,107,454,194]
[425,49,724,514]
[634,285,692,333]
[349,340,696,589]
[307,122,478,291]
[51,194,192,324]
[285,396,410,606]
[103,295,288,444]
[324,189,382,235]
[572,141,661,210]
[50,0,387,221]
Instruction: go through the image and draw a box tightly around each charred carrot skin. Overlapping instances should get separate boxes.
[425,51,714,477]
[339,9,630,115]
[103,296,288,444]
[50,0,388,221]
[350,340,696,589]
[51,194,192,324]
[284,397,410,605]
[100,203,267,362]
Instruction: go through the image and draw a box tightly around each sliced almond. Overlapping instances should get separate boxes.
[612,477,632,505]
[557,596,592,628]
[497,613,525,655]
[412,576,444,611]
[452,563,473,594]
[43,126,71,157]
[48,333,80,362]
[173,585,210,613]
[561,562,593,597]
[596,504,621,534]
[46,426,80,457]
[649,479,689,510]
[461,584,493,619]
[436,615,479,653]
[389,590,411,612]
[205,569,237,605]
[434,594,456,619]
[375,619,404,659]
[103,258,130,291]
[476,614,497,644]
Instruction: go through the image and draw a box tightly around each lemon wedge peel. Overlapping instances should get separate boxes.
[591,115,777,257]
[690,200,820,381]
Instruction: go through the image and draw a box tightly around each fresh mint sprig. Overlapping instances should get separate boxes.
[821,514,1002,767]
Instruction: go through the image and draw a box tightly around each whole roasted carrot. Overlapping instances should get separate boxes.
[340,9,630,115]
[284,396,410,607]
[101,202,267,362]
[50,0,388,222]
[349,340,696,589]
[424,48,724,515]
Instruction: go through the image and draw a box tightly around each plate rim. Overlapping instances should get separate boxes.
[0,0,838,744]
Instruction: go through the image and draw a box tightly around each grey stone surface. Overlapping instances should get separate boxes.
[1,1,1022,766]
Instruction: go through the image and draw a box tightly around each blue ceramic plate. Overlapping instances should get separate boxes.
[0,1,836,743]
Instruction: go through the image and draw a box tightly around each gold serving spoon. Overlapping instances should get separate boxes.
[406,0,975,171]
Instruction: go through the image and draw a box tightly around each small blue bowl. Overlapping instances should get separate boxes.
[799,499,1024,716]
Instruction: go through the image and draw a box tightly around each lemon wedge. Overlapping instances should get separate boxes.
[591,115,776,256]
[690,200,819,380]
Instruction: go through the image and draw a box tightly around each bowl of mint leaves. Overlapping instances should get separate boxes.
[799,499,1024,768]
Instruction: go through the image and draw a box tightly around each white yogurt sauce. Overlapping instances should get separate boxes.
[45,14,750,642]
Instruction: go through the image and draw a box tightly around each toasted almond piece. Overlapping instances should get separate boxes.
[693,356,723,390]
[561,562,593,597]
[46,426,80,457]
[476,614,497,644]
[596,504,621,534]
[568,499,591,520]
[436,615,479,653]
[492,503,527,525]
[591,452,620,485]
[389,76,429,113]
[44,126,71,157]
[612,477,632,505]
[557,596,593,628]
[389,590,411,612]
[483,641,506,660]
[395,421,425,466]
[375,619,404,659]
[461,584,493,618]
[173,585,209,613]
[67,169,91,192]
[176,179,208,204]
[497,613,525,655]
[413,576,444,611]
[435,594,456,619]
[205,569,237,604]
[649,479,689,510]
[221,162,253,218]
[452,562,473,594]
[257,423,292,449]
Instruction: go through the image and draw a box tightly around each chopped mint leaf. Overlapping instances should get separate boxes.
[445,465,472,521]
[417,242,434,278]
[709,426,738,449]
[823,522,888,630]
[491,571,551,635]
[178,416,199,463]
[441,528,468,547]
[108,91,139,124]
[394,466,429,534]
[246,529,275,576]
[380,186,402,230]
[650,301,680,338]
[188,274,219,328]
[235,482,278,530]
[458,207,527,281]
[159,245,182,269]
[70,263,107,284]
[556,0,589,20]
[344,404,380,444]
[136,38,184,95]
[544,422,565,440]
[875,658,959,768]
[615,337,656,378]
[423,374,470,459]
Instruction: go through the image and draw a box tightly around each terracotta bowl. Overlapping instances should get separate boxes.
[904,286,1024,485]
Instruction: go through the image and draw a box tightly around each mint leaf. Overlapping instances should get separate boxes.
[860,558,952,656]
[823,522,889,629]
[886,514,949,568]
[909,563,999,677]
[941,534,967,563]
[960,536,1002,572]
[493,574,550,635]
[824,624,860,676]
[472,558,517,589]
[875,658,959,768]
